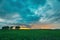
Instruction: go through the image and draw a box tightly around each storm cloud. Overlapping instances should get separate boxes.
[0,0,60,25]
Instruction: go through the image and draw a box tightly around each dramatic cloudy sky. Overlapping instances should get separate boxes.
[0,0,60,26]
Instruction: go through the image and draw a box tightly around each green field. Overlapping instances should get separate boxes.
[0,29,60,40]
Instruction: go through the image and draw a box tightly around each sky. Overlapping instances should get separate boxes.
[0,0,60,27]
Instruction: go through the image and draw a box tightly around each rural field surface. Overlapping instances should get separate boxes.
[0,29,60,40]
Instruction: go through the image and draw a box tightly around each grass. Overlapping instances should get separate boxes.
[0,29,60,40]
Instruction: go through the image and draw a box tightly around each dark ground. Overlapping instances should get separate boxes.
[0,29,60,40]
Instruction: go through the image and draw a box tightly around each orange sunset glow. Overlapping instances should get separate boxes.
[30,24,60,29]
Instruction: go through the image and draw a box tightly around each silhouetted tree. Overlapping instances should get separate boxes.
[10,26,14,29]
[15,26,20,30]
[2,26,9,30]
